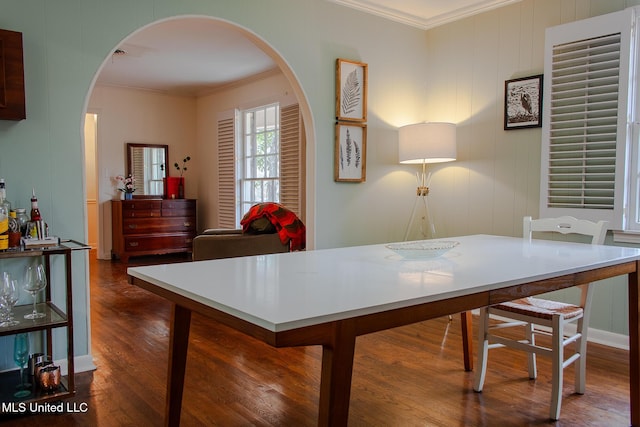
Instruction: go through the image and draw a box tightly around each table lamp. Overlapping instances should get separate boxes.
[398,122,456,240]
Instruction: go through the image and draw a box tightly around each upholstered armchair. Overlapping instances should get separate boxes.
[192,228,289,261]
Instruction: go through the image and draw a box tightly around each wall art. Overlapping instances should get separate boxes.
[504,74,543,130]
[335,122,367,182]
[336,58,368,122]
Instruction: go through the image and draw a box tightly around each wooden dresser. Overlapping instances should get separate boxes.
[111,199,196,262]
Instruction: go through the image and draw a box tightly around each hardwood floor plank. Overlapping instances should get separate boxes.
[0,252,631,426]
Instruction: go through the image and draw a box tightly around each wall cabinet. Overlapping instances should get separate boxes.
[111,199,197,262]
[0,29,26,121]
[0,241,89,405]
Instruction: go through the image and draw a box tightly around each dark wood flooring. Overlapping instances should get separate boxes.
[0,251,632,426]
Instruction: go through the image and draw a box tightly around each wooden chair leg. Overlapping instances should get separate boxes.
[473,307,489,392]
[460,311,473,371]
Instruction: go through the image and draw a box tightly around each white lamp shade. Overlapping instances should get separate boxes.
[398,122,457,164]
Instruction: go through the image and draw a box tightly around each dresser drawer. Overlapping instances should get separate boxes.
[122,200,162,218]
[123,233,195,252]
[162,199,196,217]
[122,217,196,235]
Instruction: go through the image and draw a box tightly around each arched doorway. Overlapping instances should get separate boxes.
[83,15,315,259]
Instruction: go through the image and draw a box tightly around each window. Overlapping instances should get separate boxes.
[540,8,637,231]
[217,103,304,229]
[146,148,165,195]
[237,103,281,221]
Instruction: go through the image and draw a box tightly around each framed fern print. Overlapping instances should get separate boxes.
[335,122,367,182]
[336,58,368,122]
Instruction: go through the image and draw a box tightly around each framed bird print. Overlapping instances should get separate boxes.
[336,58,368,122]
[504,74,543,130]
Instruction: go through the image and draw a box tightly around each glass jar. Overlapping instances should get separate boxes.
[15,208,29,236]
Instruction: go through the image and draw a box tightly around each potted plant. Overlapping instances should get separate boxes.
[115,174,136,200]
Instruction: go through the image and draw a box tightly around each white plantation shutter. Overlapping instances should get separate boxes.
[218,117,236,229]
[280,104,305,219]
[546,34,620,210]
[540,9,634,230]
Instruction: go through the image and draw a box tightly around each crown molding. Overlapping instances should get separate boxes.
[327,0,522,30]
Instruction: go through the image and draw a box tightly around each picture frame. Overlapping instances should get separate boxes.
[335,122,367,182]
[504,74,543,130]
[336,58,368,122]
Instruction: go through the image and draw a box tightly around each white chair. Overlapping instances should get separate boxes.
[473,216,608,420]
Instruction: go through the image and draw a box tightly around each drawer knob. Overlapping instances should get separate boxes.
[128,224,137,229]
[183,222,191,227]
[128,242,139,247]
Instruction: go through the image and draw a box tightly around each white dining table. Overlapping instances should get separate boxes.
[128,234,640,426]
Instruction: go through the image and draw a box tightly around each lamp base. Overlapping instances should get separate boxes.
[404,191,435,241]
[416,186,429,197]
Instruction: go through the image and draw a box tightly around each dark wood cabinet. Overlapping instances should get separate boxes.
[0,29,26,121]
[111,199,196,262]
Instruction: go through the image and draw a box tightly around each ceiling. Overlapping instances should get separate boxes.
[95,1,520,96]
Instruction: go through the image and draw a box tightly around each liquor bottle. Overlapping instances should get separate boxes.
[30,188,41,221]
[0,179,11,218]
[0,181,7,250]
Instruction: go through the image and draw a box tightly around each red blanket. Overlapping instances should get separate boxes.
[240,203,306,251]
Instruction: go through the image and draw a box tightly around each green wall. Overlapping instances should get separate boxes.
[0,0,429,369]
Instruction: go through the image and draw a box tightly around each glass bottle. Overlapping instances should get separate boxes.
[15,208,29,236]
[0,179,11,218]
[30,189,41,221]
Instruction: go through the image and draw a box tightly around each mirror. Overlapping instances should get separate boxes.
[127,143,168,198]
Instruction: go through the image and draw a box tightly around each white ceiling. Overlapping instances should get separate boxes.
[95,1,519,96]
[96,18,278,96]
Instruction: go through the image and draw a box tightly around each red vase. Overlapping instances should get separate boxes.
[164,177,185,199]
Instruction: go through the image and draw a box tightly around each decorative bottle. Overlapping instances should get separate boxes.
[0,179,11,218]
[30,188,41,221]
[0,183,7,250]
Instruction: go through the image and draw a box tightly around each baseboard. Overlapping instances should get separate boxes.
[584,328,629,350]
[55,354,97,376]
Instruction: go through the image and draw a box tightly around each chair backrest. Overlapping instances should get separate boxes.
[523,216,608,245]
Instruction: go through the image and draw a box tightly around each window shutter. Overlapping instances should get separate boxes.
[540,9,633,229]
[218,117,236,229]
[280,104,305,220]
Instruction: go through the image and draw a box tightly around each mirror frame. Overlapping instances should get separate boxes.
[126,143,169,199]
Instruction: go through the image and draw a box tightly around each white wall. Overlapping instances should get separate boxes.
[422,0,640,337]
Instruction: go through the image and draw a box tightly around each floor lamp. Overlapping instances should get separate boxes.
[398,122,456,241]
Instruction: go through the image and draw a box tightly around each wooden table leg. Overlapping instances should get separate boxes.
[461,311,473,371]
[165,304,192,427]
[318,321,357,427]
[629,262,640,426]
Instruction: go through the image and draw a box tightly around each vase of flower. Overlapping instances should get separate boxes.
[115,174,136,200]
